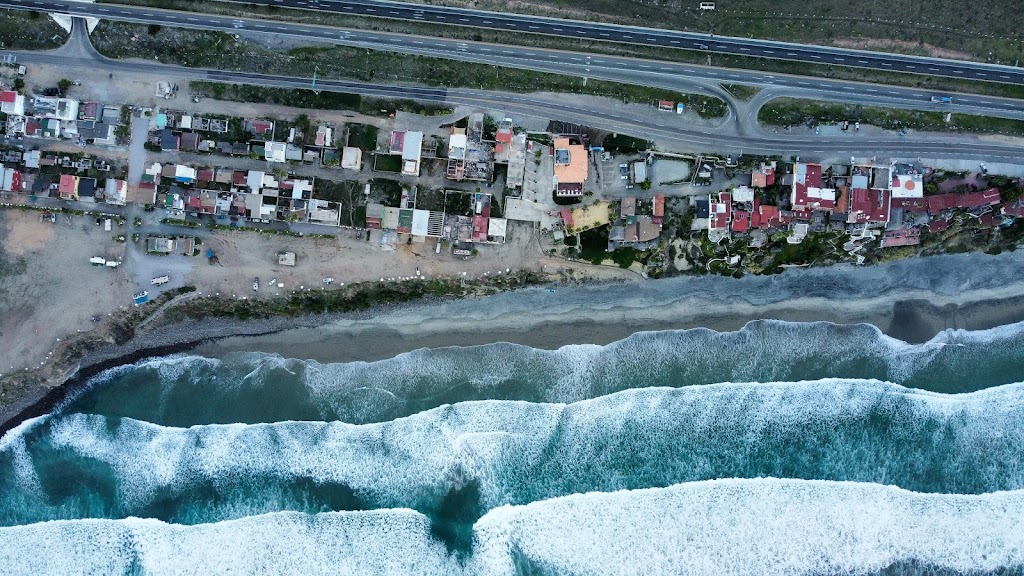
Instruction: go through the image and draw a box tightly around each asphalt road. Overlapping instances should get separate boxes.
[4,0,1024,121]
[210,0,1024,85]
[7,29,1024,164]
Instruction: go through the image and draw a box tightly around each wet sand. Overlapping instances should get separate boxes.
[196,250,1024,364]
[7,249,1024,435]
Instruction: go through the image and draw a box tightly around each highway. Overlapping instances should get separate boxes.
[3,0,1024,121]
[192,0,1024,84]
[6,21,1024,164]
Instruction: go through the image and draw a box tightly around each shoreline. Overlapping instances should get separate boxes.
[6,250,1024,434]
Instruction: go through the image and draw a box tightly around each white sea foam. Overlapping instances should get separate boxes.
[1,479,1023,575]
[18,379,1024,522]
[473,478,1024,576]
[0,509,459,576]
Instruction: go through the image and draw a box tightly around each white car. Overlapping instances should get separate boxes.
[253,278,259,292]
[323,277,334,284]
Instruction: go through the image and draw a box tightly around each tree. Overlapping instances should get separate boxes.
[57,78,71,96]
[148,24,162,35]
[12,78,24,91]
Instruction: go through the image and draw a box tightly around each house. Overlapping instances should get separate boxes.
[245,118,274,138]
[709,192,732,235]
[146,237,176,253]
[0,90,25,116]
[790,163,836,211]
[848,187,891,224]
[341,147,361,170]
[32,96,78,121]
[926,188,1000,215]
[314,125,333,147]
[179,132,200,152]
[104,179,128,205]
[174,165,197,184]
[264,141,287,163]
[552,137,588,197]
[448,128,467,160]
[390,130,423,176]
[365,203,384,229]
[653,194,665,225]
[23,149,40,169]
[58,174,80,200]
[77,101,100,122]
[160,128,179,151]
[751,162,776,188]
[732,210,750,233]
[620,197,636,220]
[0,167,22,193]
[285,144,303,162]
[891,172,924,198]
[77,177,97,202]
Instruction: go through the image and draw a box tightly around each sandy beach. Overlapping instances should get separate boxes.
[195,249,1024,364]
[5,247,1024,434]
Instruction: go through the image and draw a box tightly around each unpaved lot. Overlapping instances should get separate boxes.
[0,210,129,374]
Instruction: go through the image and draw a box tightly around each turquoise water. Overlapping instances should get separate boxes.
[2,320,1024,575]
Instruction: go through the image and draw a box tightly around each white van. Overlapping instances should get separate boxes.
[699,2,716,10]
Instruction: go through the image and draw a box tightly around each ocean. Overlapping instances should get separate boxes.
[2,319,1024,575]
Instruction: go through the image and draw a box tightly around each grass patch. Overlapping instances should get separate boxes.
[758,97,1024,136]
[601,134,654,153]
[90,21,727,118]
[347,124,379,151]
[0,9,68,50]
[372,154,403,173]
[721,83,761,101]
[189,81,451,117]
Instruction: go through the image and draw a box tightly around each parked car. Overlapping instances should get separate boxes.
[253,278,259,292]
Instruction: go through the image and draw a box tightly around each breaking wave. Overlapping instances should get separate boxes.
[1,479,1023,576]
[5,380,1024,528]
[59,320,1024,426]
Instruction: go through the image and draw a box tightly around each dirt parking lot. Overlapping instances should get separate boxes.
[0,210,129,374]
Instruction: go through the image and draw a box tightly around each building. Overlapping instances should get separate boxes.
[389,130,423,176]
[790,163,836,211]
[314,125,333,147]
[341,147,362,170]
[553,137,588,197]
[58,174,79,200]
[160,129,179,151]
[104,179,128,205]
[77,177,97,202]
[751,161,776,188]
[653,194,665,225]
[146,237,176,254]
[265,141,287,163]
[32,96,78,121]
[0,90,25,116]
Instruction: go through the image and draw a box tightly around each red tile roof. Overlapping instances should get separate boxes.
[891,197,928,212]
[792,163,836,211]
[849,188,890,224]
[732,210,749,233]
[653,194,665,224]
[0,90,16,103]
[929,219,949,232]
[58,174,77,195]
[927,188,1001,215]
[710,192,731,230]
[1002,201,1024,218]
